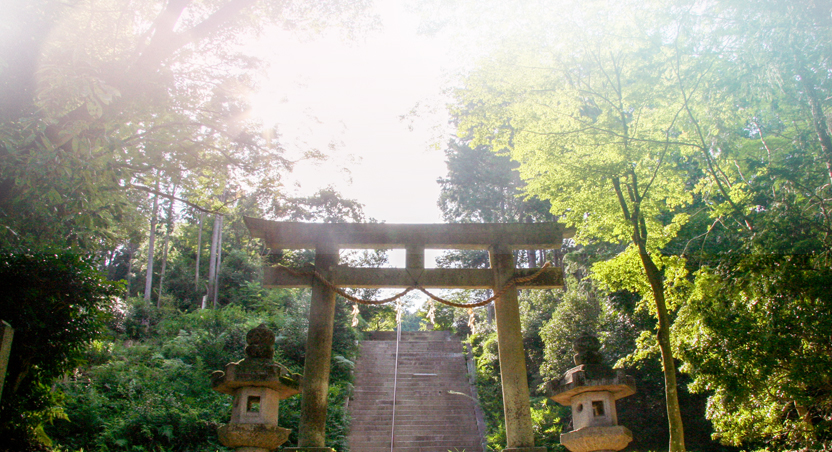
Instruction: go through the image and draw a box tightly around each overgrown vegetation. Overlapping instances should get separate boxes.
[3,0,832,451]
[436,0,832,450]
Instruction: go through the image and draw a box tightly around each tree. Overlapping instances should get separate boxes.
[451,7,699,447]
[0,0,373,252]
[0,250,120,450]
[664,2,832,446]
[438,138,553,225]
[451,0,832,449]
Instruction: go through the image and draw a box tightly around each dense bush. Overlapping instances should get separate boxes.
[43,293,358,452]
[0,251,121,451]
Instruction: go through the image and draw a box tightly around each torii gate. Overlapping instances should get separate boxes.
[244,217,573,452]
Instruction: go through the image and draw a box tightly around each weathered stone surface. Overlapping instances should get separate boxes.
[569,390,618,429]
[230,387,280,426]
[548,366,635,406]
[263,266,565,289]
[245,217,574,250]
[573,332,604,366]
[548,333,636,452]
[560,425,633,452]
[211,323,301,397]
[348,331,484,452]
[245,324,276,360]
[491,245,537,450]
[211,360,300,397]
[297,243,338,449]
[242,218,572,452]
[217,423,291,449]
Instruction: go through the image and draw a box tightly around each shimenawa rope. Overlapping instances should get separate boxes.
[271,262,552,309]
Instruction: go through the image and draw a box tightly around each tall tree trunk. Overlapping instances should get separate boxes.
[125,243,135,297]
[194,211,204,291]
[526,249,537,268]
[143,180,160,301]
[212,215,224,309]
[612,176,686,452]
[795,60,832,186]
[637,240,686,452]
[156,184,177,308]
[205,213,221,309]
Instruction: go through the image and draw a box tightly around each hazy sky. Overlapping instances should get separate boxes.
[249,1,455,225]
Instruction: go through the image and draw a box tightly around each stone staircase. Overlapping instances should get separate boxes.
[348,331,485,452]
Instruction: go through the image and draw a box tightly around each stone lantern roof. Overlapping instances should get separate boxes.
[211,323,301,396]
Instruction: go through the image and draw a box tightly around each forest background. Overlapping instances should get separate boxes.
[1,0,831,452]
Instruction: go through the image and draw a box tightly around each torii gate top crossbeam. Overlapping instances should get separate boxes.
[244,217,574,250]
[244,217,575,289]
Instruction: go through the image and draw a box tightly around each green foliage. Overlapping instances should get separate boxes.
[444,0,832,449]
[675,257,832,448]
[44,291,359,452]
[529,397,567,452]
[538,286,601,383]
[0,250,121,451]
[438,140,553,225]
[467,327,505,451]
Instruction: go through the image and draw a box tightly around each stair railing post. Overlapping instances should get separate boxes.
[390,316,401,452]
[291,241,339,452]
[489,245,545,452]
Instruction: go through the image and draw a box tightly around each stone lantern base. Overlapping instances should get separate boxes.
[218,423,291,450]
[560,425,633,452]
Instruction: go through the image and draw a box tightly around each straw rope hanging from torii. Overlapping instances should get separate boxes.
[270,262,552,308]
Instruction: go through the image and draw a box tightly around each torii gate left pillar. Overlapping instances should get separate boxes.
[245,218,573,452]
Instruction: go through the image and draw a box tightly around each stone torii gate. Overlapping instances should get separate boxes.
[244,217,573,452]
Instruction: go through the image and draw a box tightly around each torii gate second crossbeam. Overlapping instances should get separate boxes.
[245,217,574,452]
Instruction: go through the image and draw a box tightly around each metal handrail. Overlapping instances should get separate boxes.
[390,321,401,452]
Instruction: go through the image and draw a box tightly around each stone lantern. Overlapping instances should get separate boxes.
[547,332,636,452]
[212,324,301,452]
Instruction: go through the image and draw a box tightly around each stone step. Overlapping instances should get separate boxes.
[359,346,463,352]
[351,445,482,452]
[357,358,464,363]
[358,347,463,353]
[365,331,454,341]
[349,409,476,417]
[351,439,482,446]
[350,422,478,429]
[349,423,479,431]
[351,380,470,386]
[351,399,475,407]
[350,425,480,434]
[351,441,482,448]
[346,448,482,452]
[351,442,481,449]
[345,447,482,452]
[356,358,466,363]
[352,382,467,387]
[349,331,483,452]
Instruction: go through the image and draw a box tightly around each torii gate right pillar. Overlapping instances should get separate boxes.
[491,245,545,452]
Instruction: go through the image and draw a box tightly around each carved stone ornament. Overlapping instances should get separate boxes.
[573,331,604,366]
[245,323,276,360]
